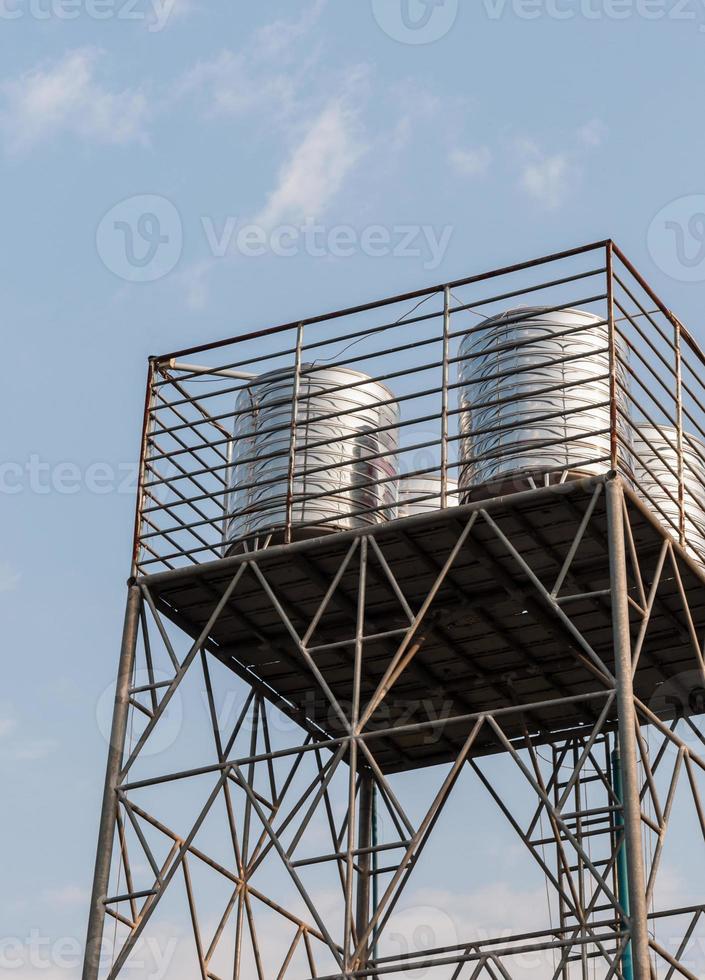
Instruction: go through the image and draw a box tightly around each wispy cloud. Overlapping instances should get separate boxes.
[515,122,606,210]
[450,145,492,178]
[254,0,327,58]
[517,140,573,210]
[0,561,20,593]
[0,714,57,762]
[147,0,197,32]
[41,884,88,908]
[176,1,326,121]
[253,91,368,229]
[577,117,608,148]
[0,718,16,738]
[177,49,299,120]
[383,81,440,156]
[0,48,149,154]
[178,259,213,312]
[8,738,58,761]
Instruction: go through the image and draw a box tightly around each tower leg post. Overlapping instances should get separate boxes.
[355,767,374,971]
[606,479,651,980]
[82,585,142,980]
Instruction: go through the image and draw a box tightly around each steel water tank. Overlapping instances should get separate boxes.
[225,365,399,548]
[458,306,633,492]
[397,475,459,519]
[634,425,705,563]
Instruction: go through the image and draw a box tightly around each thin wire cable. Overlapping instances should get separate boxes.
[311,293,439,368]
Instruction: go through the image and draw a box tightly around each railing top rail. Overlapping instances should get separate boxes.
[131,240,705,577]
[151,239,613,364]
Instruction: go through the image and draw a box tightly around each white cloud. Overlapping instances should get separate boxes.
[176,3,369,232]
[450,145,492,178]
[515,137,576,210]
[41,884,88,908]
[381,884,552,980]
[10,738,58,761]
[177,49,298,120]
[0,713,57,761]
[147,0,196,32]
[176,1,325,120]
[515,122,606,209]
[0,48,148,154]
[383,83,440,156]
[520,151,572,209]
[178,259,213,311]
[0,561,20,593]
[254,0,327,58]
[0,718,16,737]
[253,94,368,229]
[577,117,608,148]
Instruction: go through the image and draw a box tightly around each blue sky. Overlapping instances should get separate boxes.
[4,0,705,976]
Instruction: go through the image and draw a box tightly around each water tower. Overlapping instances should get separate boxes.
[83,241,705,980]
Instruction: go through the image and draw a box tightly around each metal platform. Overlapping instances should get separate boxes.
[83,243,705,980]
[142,475,705,773]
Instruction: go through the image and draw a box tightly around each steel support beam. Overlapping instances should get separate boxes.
[355,767,374,970]
[83,585,142,980]
[606,478,651,979]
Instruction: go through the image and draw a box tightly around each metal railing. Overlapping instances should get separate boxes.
[132,240,705,575]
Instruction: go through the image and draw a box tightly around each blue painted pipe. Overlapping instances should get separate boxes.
[372,785,379,963]
[612,744,634,980]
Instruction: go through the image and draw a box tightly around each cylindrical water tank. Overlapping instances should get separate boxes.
[458,306,633,492]
[633,425,705,563]
[225,365,399,548]
[397,475,459,519]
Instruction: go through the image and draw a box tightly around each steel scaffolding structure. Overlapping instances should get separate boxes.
[83,242,705,979]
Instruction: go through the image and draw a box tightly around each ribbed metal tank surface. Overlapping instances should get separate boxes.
[225,365,399,548]
[397,475,459,519]
[634,424,705,564]
[458,306,633,491]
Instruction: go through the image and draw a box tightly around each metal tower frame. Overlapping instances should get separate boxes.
[83,242,705,979]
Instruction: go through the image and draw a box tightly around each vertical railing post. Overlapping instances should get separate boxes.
[606,243,619,473]
[606,477,651,979]
[441,286,451,508]
[131,360,156,577]
[221,428,235,557]
[674,318,685,548]
[82,585,142,980]
[285,324,304,544]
